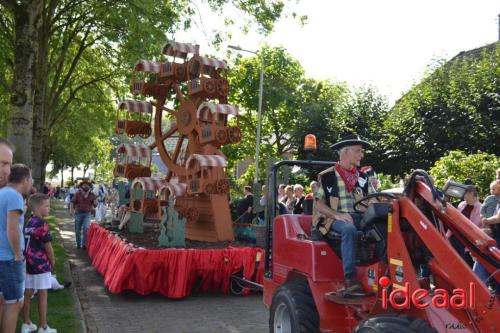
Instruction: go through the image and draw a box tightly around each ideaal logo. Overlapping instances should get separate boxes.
[379,276,475,310]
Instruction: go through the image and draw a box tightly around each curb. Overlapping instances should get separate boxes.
[52,209,87,333]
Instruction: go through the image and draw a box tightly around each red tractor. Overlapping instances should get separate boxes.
[263,159,500,332]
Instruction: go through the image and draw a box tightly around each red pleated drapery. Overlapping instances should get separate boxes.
[86,224,264,299]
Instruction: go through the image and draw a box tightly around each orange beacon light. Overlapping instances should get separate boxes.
[304,134,317,152]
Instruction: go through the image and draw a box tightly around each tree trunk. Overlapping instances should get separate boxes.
[32,32,49,191]
[60,168,64,188]
[32,85,48,190]
[38,159,47,192]
[32,0,56,190]
[7,1,43,165]
[71,167,74,183]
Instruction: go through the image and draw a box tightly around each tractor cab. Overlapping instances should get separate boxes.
[196,102,241,145]
[113,143,152,180]
[115,100,153,138]
[187,55,229,99]
[185,153,228,195]
[160,40,199,82]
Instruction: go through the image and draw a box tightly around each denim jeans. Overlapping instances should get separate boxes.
[75,212,91,247]
[331,213,362,279]
[0,259,25,303]
[473,234,500,295]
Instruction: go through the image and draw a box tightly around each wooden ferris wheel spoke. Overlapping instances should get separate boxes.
[151,100,178,117]
[149,125,178,150]
[162,105,177,117]
[166,135,185,181]
[160,125,178,142]
[171,135,185,166]
[173,83,185,103]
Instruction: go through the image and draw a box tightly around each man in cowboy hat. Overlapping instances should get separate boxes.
[70,179,96,249]
[312,134,375,297]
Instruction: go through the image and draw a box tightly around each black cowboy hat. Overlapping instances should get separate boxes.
[78,179,92,187]
[330,134,371,151]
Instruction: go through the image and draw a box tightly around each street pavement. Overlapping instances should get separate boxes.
[54,204,269,333]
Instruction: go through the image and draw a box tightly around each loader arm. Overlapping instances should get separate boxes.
[399,180,500,331]
[415,181,500,274]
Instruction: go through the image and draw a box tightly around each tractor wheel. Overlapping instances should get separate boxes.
[269,279,319,333]
[354,314,437,333]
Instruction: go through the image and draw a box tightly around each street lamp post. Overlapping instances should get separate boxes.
[228,45,264,187]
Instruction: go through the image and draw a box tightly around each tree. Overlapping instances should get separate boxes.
[381,43,500,176]
[1,0,43,165]
[292,83,390,172]
[0,0,293,189]
[429,150,500,198]
[292,79,350,160]
[226,46,305,166]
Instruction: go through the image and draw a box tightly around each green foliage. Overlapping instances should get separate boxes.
[381,43,500,176]
[228,45,305,163]
[293,84,390,167]
[226,46,391,181]
[292,79,350,161]
[429,150,500,198]
[377,173,401,191]
[0,0,293,183]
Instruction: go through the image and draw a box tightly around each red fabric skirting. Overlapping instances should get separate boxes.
[86,224,265,299]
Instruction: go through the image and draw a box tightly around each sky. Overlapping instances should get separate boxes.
[177,0,499,105]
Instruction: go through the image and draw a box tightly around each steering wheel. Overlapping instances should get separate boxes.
[354,192,397,213]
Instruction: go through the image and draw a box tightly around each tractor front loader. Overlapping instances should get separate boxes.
[263,160,500,333]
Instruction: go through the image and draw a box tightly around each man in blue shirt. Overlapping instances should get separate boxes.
[0,137,14,327]
[0,164,32,333]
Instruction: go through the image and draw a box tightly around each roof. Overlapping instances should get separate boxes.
[134,60,162,73]
[185,154,227,168]
[196,102,239,120]
[116,143,151,161]
[151,153,168,175]
[118,100,153,114]
[449,42,498,63]
[198,56,228,70]
[160,182,187,198]
[162,41,199,58]
[130,177,166,192]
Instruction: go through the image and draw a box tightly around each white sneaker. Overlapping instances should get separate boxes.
[21,322,37,333]
[37,326,57,333]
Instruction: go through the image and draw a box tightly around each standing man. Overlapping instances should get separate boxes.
[0,164,32,333]
[481,180,500,220]
[0,137,14,327]
[70,180,96,249]
[312,135,373,297]
[238,186,254,223]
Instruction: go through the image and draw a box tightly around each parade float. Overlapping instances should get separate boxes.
[87,40,263,299]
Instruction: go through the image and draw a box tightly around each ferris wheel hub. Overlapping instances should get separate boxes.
[177,100,196,135]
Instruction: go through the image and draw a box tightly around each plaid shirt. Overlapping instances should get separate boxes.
[314,168,374,214]
[336,169,355,213]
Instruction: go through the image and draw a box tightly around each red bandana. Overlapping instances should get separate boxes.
[335,163,359,193]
